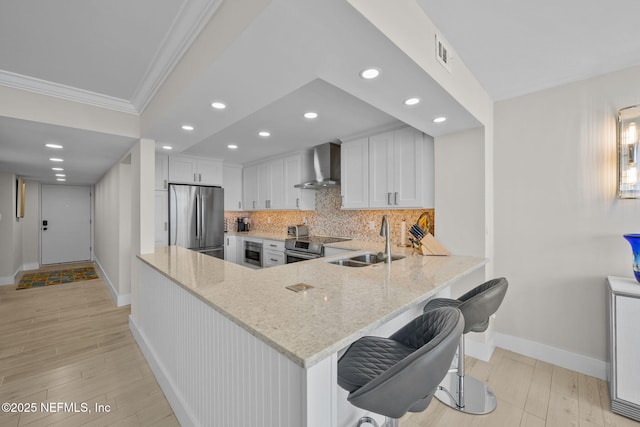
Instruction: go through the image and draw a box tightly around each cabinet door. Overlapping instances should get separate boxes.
[242,165,258,211]
[224,235,237,263]
[368,131,394,208]
[393,127,423,207]
[257,162,271,209]
[283,155,301,209]
[197,158,223,186]
[155,154,169,190]
[223,164,243,211]
[154,190,168,246]
[168,155,197,184]
[269,158,284,209]
[341,138,369,209]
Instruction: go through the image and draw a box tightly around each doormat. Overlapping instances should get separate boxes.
[17,267,99,290]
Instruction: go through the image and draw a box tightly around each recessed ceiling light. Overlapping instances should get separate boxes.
[227,144,238,149]
[433,116,447,123]
[45,143,63,149]
[49,158,64,162]
[211,102,226,110]
[52,167,64,171]
[181,125,194,131]
[162,145,173,150]
[258,131,271,137]
[56,178,66,182]
[304,112,318,119]
[360,68,380,79]
[55,174,66,177]
[404,97,421,106]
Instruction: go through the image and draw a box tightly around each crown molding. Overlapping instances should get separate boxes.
[0,0,224,116]
[131,0,225,113]
[0,70,138,114]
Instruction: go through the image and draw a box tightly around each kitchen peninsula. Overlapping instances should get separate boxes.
[132,243,485,427]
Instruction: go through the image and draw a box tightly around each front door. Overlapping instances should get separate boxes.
[41,184,92,265]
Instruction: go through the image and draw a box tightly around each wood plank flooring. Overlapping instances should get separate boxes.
[1,263,638,426]
[0,263,178,427]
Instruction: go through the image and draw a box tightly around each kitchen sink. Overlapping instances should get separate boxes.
[328,252,405,267]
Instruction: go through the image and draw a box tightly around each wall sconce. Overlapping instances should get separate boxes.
[618,105,640,198]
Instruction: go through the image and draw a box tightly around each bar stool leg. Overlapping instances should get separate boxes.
[434,335,497,414]
[356,416,379,427]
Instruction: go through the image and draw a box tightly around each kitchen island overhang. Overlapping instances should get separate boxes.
[132,245,486,426]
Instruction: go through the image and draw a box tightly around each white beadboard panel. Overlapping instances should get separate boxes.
[136,262,308,427]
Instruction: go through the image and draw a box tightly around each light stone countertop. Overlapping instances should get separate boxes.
[223,230,290,240]
[138,244,486,368]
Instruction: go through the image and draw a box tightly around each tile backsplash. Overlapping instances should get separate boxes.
[224,188,434,245]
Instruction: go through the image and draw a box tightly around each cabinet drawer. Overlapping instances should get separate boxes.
[264,249,285,267]
[263,239,285,251]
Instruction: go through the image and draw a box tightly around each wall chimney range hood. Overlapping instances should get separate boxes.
[295,142,341,189]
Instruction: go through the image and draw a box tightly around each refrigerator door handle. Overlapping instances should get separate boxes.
[200,193,205,242]
[195,193,199,238]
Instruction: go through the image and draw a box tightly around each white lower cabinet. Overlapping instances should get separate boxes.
[607,276,640,422]
[224,235,239,263]
[324,247,353,257]
[263,239,285,268]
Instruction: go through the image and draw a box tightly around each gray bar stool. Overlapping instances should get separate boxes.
[337,307,464,427]
[423,277,508,415]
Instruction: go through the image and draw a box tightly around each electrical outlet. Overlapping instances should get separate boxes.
[368,221,375,230]
[267,217,271,224]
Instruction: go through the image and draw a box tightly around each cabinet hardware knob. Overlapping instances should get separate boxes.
[394,192,399,205]
[194,173,197,182]
[387,192,392,205]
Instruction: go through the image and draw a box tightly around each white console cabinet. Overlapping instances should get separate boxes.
[607,276,640,422]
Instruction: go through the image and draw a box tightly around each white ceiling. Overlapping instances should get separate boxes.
[1,0,639,184]
[417,0,640,101]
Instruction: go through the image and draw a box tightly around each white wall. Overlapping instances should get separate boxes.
[95,162,124,303]
[494,65,640,375]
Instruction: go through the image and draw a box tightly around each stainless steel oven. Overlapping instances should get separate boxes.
[244,240,262,267]
[284,250,322,264]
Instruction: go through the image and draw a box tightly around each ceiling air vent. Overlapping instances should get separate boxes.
[435,33,452,73]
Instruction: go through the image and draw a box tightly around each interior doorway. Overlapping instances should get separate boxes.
[40,184,92,265]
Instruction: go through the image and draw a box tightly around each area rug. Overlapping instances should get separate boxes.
[17,267,99,290]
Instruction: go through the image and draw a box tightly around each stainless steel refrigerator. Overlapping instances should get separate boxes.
[169,184,224,259]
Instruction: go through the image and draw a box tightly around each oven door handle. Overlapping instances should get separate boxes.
[285,250,321,260]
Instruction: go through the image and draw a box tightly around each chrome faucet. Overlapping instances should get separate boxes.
[380,215,391,263]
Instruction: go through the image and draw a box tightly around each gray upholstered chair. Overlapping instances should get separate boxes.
[423,277,508,414]
[337,307,464,427]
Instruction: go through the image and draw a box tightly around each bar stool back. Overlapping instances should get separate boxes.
[337,307,464,427]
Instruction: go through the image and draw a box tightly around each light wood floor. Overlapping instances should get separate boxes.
[0,263,179,426]
[1,264,638,427]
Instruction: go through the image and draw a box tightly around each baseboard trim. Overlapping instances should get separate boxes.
[129,315,196,427]
[94,259,131,307]
[495,332,606,380]
[0,276,14,286]
[22,262,39,271]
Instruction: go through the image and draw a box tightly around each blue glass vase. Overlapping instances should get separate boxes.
[623,234,640,283]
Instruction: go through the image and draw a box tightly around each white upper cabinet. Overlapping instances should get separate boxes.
[223,164,243,211]
[391,126,424,207]
[341,137,369,209]
[168,154,223,186]
[342,126,433,209]
[155,153,169,190]
[243,164,258,211]
[368,131,394,208]
[243,151,316,211]
[283,153,315,210]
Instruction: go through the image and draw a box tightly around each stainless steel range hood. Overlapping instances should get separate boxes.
[295,142,341,189]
